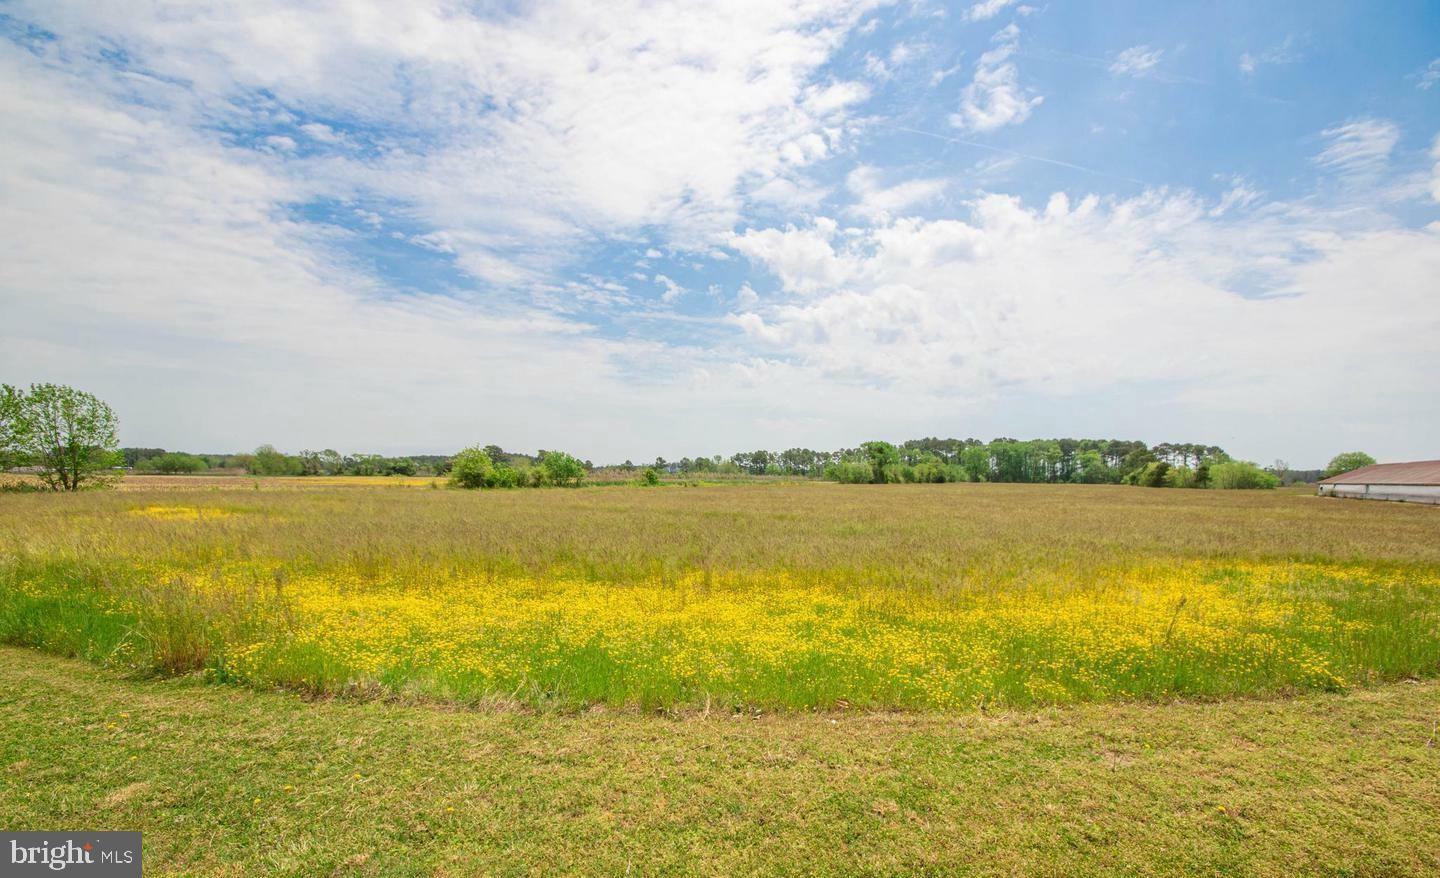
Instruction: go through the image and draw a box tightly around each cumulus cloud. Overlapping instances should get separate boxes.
[950,25,1042,133]
[729,187,1440,440]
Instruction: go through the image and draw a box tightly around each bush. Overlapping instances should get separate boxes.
[538,451,585,487]
[638,467,661,487]
[487,464,523,489]
[827,460,875,484]
[1208,460,1280,490]
[448,447,494,490]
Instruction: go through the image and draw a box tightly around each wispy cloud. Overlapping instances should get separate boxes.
[1315,118,1400,177]
[962,0,1018,23]
[1239,36,1302,75]
[1109,45,1163,77]
[1412,58,1440,90]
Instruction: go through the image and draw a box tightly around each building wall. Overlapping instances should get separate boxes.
[1317,483,1440,505]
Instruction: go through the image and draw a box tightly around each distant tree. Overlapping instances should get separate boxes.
[448,446,494,489]
[539,451,586,487]
[5,383,121,490]
[386,458,417,477]
[1209,460,1280,490]
[120,447,167,468]
[250,444,299,476]
[827,459,875,484]
[959,445,991,482]
[1073,449,1112,484]
[1324,451,1376,479]
[860,441,901,484]
[137,452,208,474]
[639,466,661,487]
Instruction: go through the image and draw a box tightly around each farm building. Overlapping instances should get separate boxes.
[1316,460,1440,505]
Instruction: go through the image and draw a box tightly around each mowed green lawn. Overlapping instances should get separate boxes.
[2,647,1437,876]
[1,481,1438,875]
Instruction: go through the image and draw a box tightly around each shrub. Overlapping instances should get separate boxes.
[639,467,661,487]
[487,463,523,489]
[538,451,586,487]
[448,447,494,490]
[1209,460,1280,490]
[828,460,875,484]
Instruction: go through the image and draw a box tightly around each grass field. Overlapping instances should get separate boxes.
[2,647,1438,876]
[2,481,1439,875]
[2,482,1438,711]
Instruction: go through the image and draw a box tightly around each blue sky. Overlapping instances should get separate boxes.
[1,1,1437,466]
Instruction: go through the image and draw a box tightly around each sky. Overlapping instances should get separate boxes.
[2,1,1438,467]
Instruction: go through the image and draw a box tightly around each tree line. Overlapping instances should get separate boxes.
[641,437,1272,488]
[2,383,1382,492]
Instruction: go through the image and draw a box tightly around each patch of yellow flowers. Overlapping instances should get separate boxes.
[137,558,1438,708]
[128,506,236,522]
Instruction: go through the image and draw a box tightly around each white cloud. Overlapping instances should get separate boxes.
[845,166,948,220]
[1315,118,1400,177]
[1414,58,1440,91]
[299,122,340,143]
[963,0,1017,23]
[1239,36,1302,75]
[950,25,1042,133]
[1109,45,1163,77]
[8,0,885,275]
[1430,134,1440,203]
[654,273,686,302]
[728,190,1440,445]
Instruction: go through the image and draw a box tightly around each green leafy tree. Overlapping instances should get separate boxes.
[639,466,661,486]
[448,446,494,490]
[137,452,208,474]
[1208,460,1280,490]
[959,445,991,482]
[5,383,121,490]
[250,444,300,476]
[539,451,586,487]
[860,441,901,484]
[0,384,25,470]
[1324,451,1376,479]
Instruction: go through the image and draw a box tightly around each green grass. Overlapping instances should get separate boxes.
[2,647,1437,876]
[1,483,1439,710]
[3,483,1439,874]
